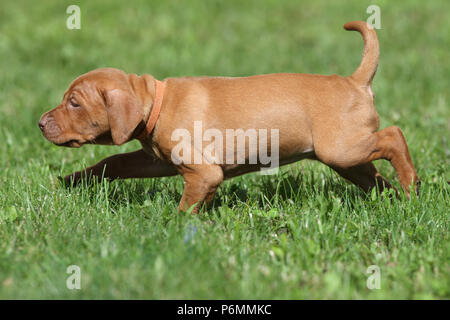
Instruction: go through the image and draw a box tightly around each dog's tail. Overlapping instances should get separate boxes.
[344,21,379,86]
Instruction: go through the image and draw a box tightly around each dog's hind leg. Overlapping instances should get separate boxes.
[315,126,419,197]
[331,162,396,195]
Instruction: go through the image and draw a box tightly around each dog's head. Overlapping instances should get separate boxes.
[39,68,154,147]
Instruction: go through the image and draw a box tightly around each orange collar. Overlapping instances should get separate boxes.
[138,79,165,140]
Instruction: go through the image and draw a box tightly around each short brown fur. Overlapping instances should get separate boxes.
[39,21,419,212]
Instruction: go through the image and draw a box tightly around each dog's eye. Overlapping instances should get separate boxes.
[70,98,81,108]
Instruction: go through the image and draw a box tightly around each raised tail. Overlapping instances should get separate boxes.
[344,21,379,86]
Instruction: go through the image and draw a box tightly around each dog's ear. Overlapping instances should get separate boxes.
[103,88,144,145]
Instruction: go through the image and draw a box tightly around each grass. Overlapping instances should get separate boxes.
[0,0,449,299]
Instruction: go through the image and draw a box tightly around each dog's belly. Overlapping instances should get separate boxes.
[222,148,316,179]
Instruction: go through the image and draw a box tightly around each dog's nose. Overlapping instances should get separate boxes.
[38,119,46,131]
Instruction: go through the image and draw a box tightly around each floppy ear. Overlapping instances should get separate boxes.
[103,88,144,145]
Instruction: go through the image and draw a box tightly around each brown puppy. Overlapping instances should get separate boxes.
[39,21,419,212]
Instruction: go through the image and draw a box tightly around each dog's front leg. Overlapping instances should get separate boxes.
[63,149,177,186]
[178,164,224,213]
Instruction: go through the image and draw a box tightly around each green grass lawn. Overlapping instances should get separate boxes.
[0,0,449,299]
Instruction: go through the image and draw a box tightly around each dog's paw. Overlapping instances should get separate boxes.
[415,179,421,198]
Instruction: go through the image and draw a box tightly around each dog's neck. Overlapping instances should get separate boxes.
[140,74,157,122]
[129,74,165,140]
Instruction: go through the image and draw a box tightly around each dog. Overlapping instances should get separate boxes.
[39,21,420,212]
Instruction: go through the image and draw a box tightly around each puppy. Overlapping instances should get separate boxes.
[39,21,420,212]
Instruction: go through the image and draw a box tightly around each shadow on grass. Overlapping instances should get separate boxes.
[59,171,367,211]
[59,175,181,209]
[210,172,367,210]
